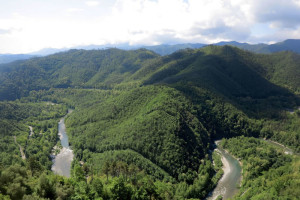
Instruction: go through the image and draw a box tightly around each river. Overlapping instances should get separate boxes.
[206,142,242,200]
[51,110,74,177]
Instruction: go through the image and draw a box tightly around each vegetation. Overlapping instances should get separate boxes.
[220,136,300,200]
[0,48,158,100]
[0,45,299,199]
[0,101,66,168]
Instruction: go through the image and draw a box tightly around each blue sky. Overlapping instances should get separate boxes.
[1,0,300,53]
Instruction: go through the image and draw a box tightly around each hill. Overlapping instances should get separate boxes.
[133,46,300,114]
[261,39,300,53]
[0,45,299,112]
[0,48,158,100]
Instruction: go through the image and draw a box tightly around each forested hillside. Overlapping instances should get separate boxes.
[0,48,158,100]
[1,45,299,102]
[0,45,299,199]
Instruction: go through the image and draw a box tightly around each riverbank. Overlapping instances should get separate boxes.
[222,148,243,185]
[207,142,242,200]
[220,152,231,181]
[220,136,300,200]
[51,147,74,177]
[51,110,74,177]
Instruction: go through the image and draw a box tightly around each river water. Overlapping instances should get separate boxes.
[207,143,242,200]
[51,110,74,177]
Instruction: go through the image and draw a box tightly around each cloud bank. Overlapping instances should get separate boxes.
[1,0,300,53]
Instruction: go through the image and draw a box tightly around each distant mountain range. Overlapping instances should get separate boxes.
[214,39,300,54]
[1,39,300,64]
[0,54,37,64]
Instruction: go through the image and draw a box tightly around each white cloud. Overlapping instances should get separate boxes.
[1,0,300,53]
[103,0,300,45]
[0,28,13,35]
[100,0,251,45]
[247,0,300,29]
[85,1,100,7]
[66,8,84,13]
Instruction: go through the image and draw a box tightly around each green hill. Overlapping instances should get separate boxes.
[65,86,209,178]
[0,48,158,100]
[1,45,299,100]
[142,46,292,97]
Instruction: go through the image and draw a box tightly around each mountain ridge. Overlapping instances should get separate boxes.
[1,46,299,97]
[2,39,300,65]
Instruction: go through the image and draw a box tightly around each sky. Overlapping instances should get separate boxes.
[1,0,300,54]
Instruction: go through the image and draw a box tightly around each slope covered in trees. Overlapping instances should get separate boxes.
[65,86,209,178]
[1,45,300,101]
[0,48,158,100]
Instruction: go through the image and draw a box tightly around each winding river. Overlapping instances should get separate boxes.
[51,110,74,177]
[207,142,242,200]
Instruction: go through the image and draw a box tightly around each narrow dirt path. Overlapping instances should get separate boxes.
[13,136,26,160]
[28,126,34,137]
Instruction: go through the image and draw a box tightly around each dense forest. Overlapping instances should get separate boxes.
[0,45,299,199]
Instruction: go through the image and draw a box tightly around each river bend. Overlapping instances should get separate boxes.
[207,142,242,200]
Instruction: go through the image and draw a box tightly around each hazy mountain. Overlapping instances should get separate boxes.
[266,39,300,53]
[24,39,300,58]
[140,39,300,55]
[0,54,37,64]
[140,43,206,55]
[29,43,206,56]
[215,39,300,54]
[29,47,69,56]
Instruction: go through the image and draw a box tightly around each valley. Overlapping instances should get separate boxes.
[0,45,299,200]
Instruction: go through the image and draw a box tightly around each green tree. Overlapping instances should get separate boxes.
[6,182,26,200]
[36,173,56,199]
[111,178,132,200]
[102,161,110,182]
[90,178,103,198]
[73,164,85,182]
[27,157,43,176]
